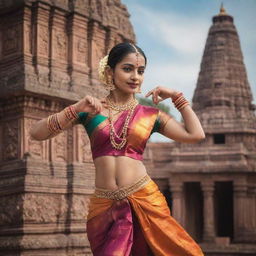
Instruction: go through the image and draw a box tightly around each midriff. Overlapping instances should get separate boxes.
[93,155,147,190]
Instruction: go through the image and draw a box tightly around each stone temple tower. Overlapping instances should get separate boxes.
[146,5,256,256]
[191,3,256,245]
[0,0,135,255]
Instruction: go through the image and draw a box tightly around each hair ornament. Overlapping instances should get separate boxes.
[98,55,109,85]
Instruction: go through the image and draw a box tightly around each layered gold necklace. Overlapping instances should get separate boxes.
[106,96,138,150]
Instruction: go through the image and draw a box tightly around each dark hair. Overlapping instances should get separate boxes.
[107,42,147,69]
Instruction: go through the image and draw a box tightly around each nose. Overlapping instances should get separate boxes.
[131,70,139,81]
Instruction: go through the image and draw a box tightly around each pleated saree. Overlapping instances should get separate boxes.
[86,174,204,256]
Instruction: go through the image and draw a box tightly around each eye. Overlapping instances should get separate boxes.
[123,67,132,72]
[138,69,145,75]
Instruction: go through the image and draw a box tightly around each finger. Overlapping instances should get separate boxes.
[145,90,153,97]
[93,100,99,113]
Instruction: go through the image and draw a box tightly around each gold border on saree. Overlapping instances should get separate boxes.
[94,174,151,200]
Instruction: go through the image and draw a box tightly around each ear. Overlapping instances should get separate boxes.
[105,65,114,78]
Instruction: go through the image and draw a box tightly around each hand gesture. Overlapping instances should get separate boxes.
[73,95,107,114]
[145,86,180,104]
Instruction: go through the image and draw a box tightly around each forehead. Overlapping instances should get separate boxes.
[118,53,145,66]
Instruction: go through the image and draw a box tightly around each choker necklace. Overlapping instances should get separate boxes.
[106,96,138,150]
[106,96,138,111]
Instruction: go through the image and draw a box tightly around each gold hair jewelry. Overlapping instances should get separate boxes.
[129,43,140,67]
[98,55,116,91]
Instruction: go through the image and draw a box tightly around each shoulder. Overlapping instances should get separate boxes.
[137,104,159,114]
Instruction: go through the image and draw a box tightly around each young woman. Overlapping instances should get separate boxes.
[30,42,205,256]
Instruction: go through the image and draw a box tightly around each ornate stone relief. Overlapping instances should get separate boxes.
[52,132,67,162]
[2,25,19,56]
[3,120,18,161]
[38,25,49,56]
[25,119,44,159]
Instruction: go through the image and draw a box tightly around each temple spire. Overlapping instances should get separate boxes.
[219,3,227,15]
[192,7,256,133]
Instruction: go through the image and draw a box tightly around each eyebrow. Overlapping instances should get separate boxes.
[122,63,145,68]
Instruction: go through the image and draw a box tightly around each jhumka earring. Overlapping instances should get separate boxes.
[106,76,115,91]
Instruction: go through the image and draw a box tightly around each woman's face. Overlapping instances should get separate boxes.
[111,52,146,94]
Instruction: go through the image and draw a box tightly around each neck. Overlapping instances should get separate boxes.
[108,90,135,105]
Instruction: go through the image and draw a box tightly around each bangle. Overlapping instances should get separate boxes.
[172,93,190,111]
[172,92,183,102]
[47,113,62,134]
[64,105,79,121]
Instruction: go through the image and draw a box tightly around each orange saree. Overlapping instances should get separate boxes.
[86,175,204,256]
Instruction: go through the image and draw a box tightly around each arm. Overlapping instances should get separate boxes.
[30,95,106,141]
[146,86,205,143]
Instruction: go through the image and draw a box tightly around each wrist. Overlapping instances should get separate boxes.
[72,103,81,114]
[170,91,183,102]
[171,91,182,102]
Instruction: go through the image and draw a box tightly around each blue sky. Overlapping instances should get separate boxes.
[121,0,256,141]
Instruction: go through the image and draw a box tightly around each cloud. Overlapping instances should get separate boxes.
[131,3,209,56]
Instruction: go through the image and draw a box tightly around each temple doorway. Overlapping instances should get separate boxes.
[214,181,234,240]
[184,182,203,242]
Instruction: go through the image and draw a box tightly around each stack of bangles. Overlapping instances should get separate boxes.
[47,105,78,134]
[172,92,190,111]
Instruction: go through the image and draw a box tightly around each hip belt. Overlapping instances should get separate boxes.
[94,174,151,200]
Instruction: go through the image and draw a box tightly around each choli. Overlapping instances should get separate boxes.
[78,104,171,161]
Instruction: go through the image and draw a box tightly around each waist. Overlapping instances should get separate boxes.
[94,174,151,200]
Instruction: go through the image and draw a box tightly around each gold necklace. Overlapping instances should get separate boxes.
[107,97,138,150]
[106,96,138,111]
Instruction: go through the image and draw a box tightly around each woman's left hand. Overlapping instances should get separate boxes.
[145,86,180,104]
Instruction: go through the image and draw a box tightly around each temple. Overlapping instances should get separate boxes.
[0,1,255,255]
[148,5,256,255]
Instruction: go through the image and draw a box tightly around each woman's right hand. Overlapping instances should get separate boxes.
[73,95,107,114]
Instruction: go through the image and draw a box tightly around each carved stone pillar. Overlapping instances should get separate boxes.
[0,1,136,255]
[169,181,184,225]
[201,182,215,242]
[233,181,248,242]
[246,185,256,241]
[67,13,90,93]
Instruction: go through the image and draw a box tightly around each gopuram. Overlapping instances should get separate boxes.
[0,0,134,255]
[0,0,256,255]
[147,5,256,256]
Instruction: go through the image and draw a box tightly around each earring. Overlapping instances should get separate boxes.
[106,76,115,91]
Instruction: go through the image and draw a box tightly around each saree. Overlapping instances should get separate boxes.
[86,174,204,256]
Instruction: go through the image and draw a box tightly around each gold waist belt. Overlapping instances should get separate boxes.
[94,174,151,200]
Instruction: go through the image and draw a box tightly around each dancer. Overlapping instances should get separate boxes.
[30,42,205,256]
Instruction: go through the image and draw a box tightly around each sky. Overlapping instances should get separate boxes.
[121,0,256,142]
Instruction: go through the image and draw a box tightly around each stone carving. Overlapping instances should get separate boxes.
[3,121,18,161]
[2,26,19,55]
[73,0,90,11]
[53,132,67,162]
[54,30,67,60]
[23,193,67,222]
[69,195,90,220]
[77,126,92,162]
[91,38,105,73]
[24,23,32,54]
[76,38,87,63]
[38,25,49,56]
[0,195,23,225]
[25,119,43,159]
